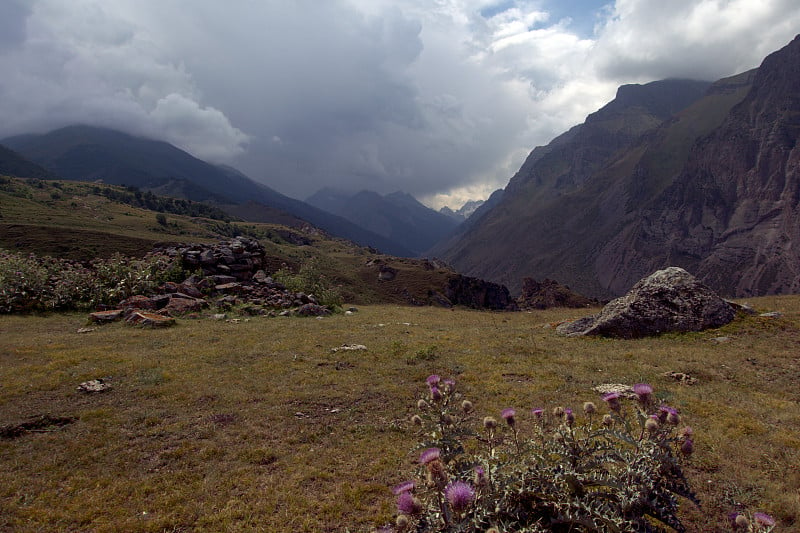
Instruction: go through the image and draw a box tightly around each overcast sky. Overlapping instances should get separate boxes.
[1,1,798,209]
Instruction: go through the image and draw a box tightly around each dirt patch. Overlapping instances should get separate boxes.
[0,415,77,439]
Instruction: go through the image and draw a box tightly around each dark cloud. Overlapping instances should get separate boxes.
[0,0,798,208]
[0,0,32,50]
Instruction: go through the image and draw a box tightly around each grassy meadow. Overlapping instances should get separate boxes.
[1,298,799,531]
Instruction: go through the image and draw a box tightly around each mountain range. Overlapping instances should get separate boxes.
[434,34,800,299]
[3,35,799,301]
[439,200,485,222]
[1,126,418,257]
[306,188,459,255]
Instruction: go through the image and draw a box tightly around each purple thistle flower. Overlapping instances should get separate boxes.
[531,408,544,418]
[501,408,516,426]
[602,392,621,411]
[430,386,443,401]
[445,481,475,513]
[753,512,775,527]
[680,438,694,456]
[564,408,575,426]
[392,481,415,495]
[396,491,422,515]
[426,374,441,386]
[419,447,441,465]
[633,383,653,403]
[443,378,456,392]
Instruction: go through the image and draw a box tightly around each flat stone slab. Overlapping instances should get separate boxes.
[125,311,176,327]
[89,309,124,323]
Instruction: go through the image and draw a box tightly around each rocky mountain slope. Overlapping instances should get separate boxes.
[2,126,414,256]
[306,188,458,256]
[437,35,800,299]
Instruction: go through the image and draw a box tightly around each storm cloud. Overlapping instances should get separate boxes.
[1,0,798,208]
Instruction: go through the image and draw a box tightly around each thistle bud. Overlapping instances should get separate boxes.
[430,386,443,402]
[417,399,428,410]
[552,406,564,418]
[645,416,659,433]
[426,459,448,489]
[411,414,423,426]
[442,414,454,426]
[583,402,596,415]
[461,400,474,413]
[483,416,497,430]
[396,513,410,529]
[602,414,614,427]
[680,438,694,456]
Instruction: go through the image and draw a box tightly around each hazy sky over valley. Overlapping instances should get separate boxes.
[1,0,798,208]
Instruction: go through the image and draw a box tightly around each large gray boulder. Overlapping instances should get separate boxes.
[557,267,735,338]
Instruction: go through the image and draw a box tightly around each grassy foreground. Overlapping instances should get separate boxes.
[1,299,799,532]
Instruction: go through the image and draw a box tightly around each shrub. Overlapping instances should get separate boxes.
[0,249,187,312]
[273,256,342,309]
[390,377,741,532]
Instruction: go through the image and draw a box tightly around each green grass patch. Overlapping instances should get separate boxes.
[0,299,799,530]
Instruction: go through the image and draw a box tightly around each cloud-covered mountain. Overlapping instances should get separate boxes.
[439,199,485,222]
[0,144,53,180]
[2,125,414,256]
[436,35,800,299]
[306,188,458,256]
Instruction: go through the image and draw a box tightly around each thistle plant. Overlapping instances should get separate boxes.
[393,376,705,532]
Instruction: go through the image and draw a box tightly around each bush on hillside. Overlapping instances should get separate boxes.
[0,249,186,313]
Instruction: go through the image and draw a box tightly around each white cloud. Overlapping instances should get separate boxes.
[0,0,798,207]
[148,94,249,160]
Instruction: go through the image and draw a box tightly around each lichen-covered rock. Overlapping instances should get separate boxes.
[89,309,124,323]
[557,267,735,338]
[125,311,176,327]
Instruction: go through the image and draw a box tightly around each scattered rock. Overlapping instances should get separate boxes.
[295,303,330,317]
[161,297,206,316]
[125,311,176,327]
[378,265,397,281]
[710,336,731,343]
[331,344,367,353]
[89,309,123,323]
[119,295,157,310]
[759,311,783,318]
[76,327,96,334]
[592,383,635,398]
[557,267,735,338]
[662,371,698,385]
[77,378,112,393]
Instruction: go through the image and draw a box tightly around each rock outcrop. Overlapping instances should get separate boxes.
[556,267,735,338]
[517,278,599,310]
[444,275,517,311]
[159,236,266,281]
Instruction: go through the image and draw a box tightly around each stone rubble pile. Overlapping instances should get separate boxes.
[88,237,332,326]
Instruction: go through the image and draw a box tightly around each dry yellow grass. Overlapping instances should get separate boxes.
[1,298,799,531]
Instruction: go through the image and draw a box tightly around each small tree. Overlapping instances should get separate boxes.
[155,213,167,226]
